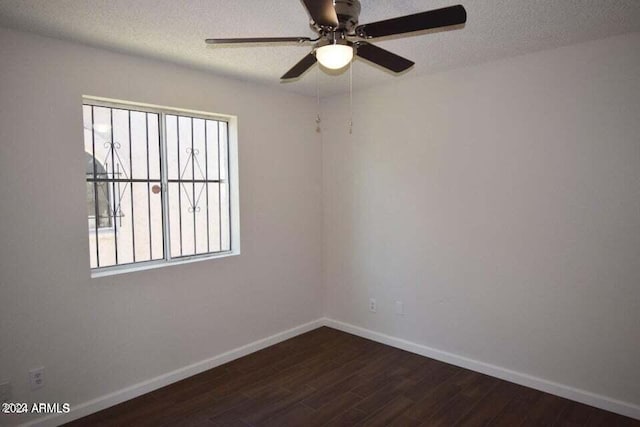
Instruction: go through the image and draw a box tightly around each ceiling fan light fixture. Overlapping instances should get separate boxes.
[206,2,467,80]
[315,43,353,70]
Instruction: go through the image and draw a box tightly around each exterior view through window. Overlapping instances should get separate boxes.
[83,100,232,273]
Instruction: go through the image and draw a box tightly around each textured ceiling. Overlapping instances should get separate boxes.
[1,0,639,96]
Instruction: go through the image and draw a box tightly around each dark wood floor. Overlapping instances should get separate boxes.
[66,327,639,427]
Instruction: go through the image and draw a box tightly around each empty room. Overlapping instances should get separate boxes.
[0,0,639,426]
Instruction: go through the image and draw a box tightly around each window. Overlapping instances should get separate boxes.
[83,98,237,275]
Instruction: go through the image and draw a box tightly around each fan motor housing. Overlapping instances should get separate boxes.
[334,0,361,32]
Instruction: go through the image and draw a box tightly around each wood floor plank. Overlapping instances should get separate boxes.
[388,415,422,427]
[302,373,363,409]
[361,395,416,427]
[311,390,364,425]
[520,393,572,426]
[417,373,500,426]
[401,360,460,402]
[402,369,473,420]
[259,403,315,427]
[489,386,542,426]
[64,327,640,427]
[350,351,423,399]
[171,394,250,426]
[241,385,315,426]
[354,376,417,415]
[554,401,602,427]
[455,380,527,426]
[323,407,370,426]
[211,418,250,427]
[588,410,639,427]
[264,390,364,427]
[208,385,291,425]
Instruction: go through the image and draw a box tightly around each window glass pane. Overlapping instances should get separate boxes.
[208,183,221,253]
[115,178,134,265]
[129,111,147,180]
[168,182,182,258]
[84,101,233,271]
[84,104,164,268]
[166,114,179,180]
[178,116,193,180]
[206,120,219,180]
[220,182,231,251]
[219,121,231,251]
[181,181,196,257]
[219,121,228,181]
[148,114,161,181]
[149,181,164,260]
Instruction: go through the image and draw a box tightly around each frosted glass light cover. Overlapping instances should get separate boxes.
[316,44,353,70]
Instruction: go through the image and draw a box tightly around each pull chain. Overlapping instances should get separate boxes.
[349,59,353,134]
[315,66,321,133]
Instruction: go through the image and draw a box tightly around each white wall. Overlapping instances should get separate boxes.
[0,27,322,425]
[322,33,640,408]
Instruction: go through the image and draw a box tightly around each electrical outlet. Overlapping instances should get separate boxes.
[29,367,44,390]
[0,381,10,403]
[369,298,377,313]
[395,300,404,316]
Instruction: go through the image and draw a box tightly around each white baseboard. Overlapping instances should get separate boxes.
[22,318,324,427]
[323,317,640,421]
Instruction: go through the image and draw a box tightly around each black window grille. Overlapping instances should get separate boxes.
[83,102,232,271]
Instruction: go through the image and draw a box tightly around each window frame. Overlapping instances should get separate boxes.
[84,96,240,278]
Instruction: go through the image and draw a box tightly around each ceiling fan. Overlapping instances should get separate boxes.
[205,0,467,80]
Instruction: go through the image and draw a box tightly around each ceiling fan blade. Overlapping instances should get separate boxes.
[206,37,312,45]
[356,5,467,39]
[355,42,414,73]
[281,53,317,80]
[301,0,339,28]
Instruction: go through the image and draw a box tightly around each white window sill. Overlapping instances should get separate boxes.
[90,250,239,278]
